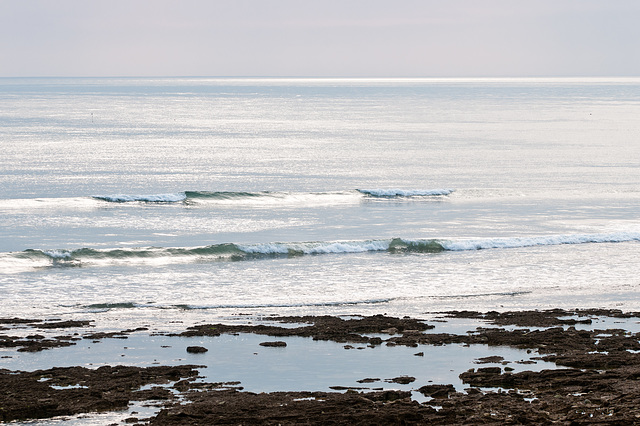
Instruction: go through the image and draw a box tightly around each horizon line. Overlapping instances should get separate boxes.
[2,75,640,80]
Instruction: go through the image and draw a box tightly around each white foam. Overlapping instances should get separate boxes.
[43,249,73,259]
[303,241,390,254]
[7,233,640,275]
[238,240,391,255]
[0,197,99,211]
[442,232,640,251]
[190,191,361,207]
[0,254,50,274]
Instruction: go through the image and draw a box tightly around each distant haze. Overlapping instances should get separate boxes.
[1,0,639,77]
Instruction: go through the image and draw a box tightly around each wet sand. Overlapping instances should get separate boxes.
[2,309,640,424]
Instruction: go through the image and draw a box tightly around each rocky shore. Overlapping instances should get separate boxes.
[2,309,640,424]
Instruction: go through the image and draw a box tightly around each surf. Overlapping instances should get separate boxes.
[4,232,640,273]
[357,189,455,197]
[90,188,456,205]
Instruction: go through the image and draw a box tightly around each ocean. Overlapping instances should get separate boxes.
[2,76,640,332]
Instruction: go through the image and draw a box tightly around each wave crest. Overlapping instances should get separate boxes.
[357,189,454,197]
[92,193,186,203]
[4,232,640,273]
[91,189,455,204]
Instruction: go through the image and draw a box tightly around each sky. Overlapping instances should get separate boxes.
[1,0,639,78]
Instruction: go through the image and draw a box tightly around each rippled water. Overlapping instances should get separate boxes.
[2,77,640,329]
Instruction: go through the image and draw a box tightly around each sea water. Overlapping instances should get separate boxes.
[1,77,640,331]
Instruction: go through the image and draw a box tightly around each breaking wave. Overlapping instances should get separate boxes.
[91,189,455,204]
[3,232,640,272]
[356,189,454,197]
[1,189,455,210]
[92,193,187,203]
[82,298,393,312]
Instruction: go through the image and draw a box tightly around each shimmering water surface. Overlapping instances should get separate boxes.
[2,77,640,330]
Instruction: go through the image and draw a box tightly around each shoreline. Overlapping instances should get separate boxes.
[2,308,640,424]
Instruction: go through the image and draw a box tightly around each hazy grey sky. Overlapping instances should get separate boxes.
[1,0,639,77]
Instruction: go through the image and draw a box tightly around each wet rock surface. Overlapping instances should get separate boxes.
[0,323,149,352]
[150,389,435,425]
[185,346,208,353]
[0,365,202,422]
[175,314,434,346]
[0,334,78,352]
[3,309,640,424]
[259,340,287,347]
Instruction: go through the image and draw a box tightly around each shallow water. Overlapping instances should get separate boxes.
[1,332,555,393]
[0,328,558,425]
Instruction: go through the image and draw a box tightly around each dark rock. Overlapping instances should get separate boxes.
[7,310,640,425]
[176,314,434,346]
[0,318,43,324]
[0,334,77,352]
[0,365,200,422]
[150,389,433,425]
[259,341,287,347]
[186,346,208,353]
[356,378,380,383]
[475,355,504,364]
[37,320,92,329]
[385,376,415,384]
[417,384,456,398]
